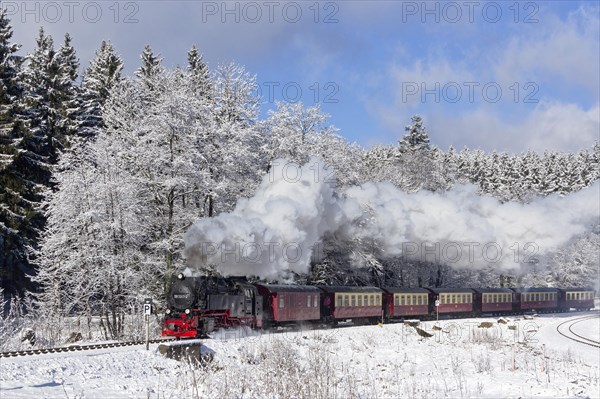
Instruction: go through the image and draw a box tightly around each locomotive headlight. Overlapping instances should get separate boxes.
[177,273,184,280]
[185,308,191,315]
[165,309,171,315]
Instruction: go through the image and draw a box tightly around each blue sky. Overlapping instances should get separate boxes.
[4,0,599,152]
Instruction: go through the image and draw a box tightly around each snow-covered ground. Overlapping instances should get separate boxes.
[1,312,599,398]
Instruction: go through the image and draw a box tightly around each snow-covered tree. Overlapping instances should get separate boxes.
[213,62,260,126]
[398,115,430,154]
[187,45,212,100]
[135,45,164,92]
[0,10,29,299]
[79,41,123,139]
[35,139,146,338]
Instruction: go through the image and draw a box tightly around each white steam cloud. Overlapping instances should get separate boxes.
[184,158,343,279]
[184,158,600,279]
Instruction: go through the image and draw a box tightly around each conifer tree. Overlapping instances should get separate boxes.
[187,44,212,100]
[135,45,164,91]
[0,10,28,298]
[2,28,79,297]
[79,41,123,138]
[398,115,430,153]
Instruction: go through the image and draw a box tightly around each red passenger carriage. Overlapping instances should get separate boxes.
[473,288,514,314]
[318,286,383,323]
[558,288,595,311]
[428,288,474,315]
[513,288,559,312]
[382,287,429,319]
[255,284,321,327]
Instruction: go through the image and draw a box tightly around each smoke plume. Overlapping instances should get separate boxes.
[184,158,600,279]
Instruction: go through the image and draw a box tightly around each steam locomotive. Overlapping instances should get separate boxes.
[162,274,595,339]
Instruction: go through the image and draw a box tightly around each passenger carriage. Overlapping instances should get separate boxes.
[513,288,559,312]
[318,286,383,323]
[382,287,429,319]
[428,288,474,315]
[558,288,595,311]
[473,288,514,314]
[255,284,321,327]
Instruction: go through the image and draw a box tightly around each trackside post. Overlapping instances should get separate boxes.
[144,298,153,350]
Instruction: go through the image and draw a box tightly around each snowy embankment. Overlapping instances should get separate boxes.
[1,312,599,399]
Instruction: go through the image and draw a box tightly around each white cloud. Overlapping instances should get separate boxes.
[424,102,600,152]
[492,5,600,95]
[363,4,600,152]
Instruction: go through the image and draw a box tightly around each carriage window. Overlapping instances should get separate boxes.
[314,295,319,307]
[307,296,311,307]
[336,295,342,307]
[344,295,349,307]
[450,295,455,304]
[279,296,285,309]
[424,295,428,305]
[401,296,405,305]
[417,296,422,305]
[358,295,363,306]
[376,295,380,305]
[394,295,399,306]
[457,295,462,304]
[351,295,356,307]
[369,295,374,306]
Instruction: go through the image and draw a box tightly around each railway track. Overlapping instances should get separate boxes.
[4,312,598,357]
[556,314,600,348]
[0,338,175,358]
